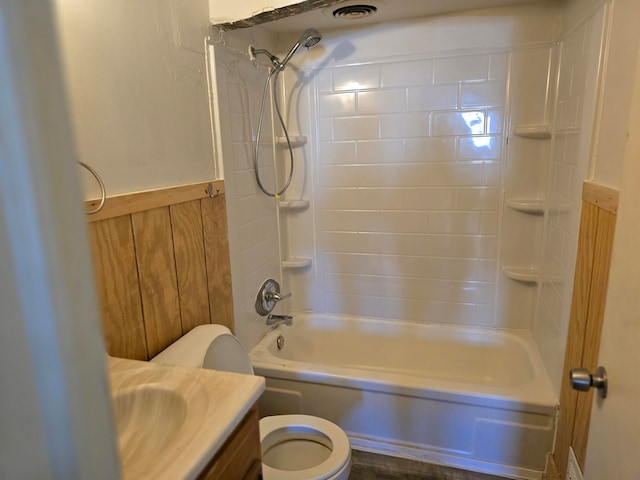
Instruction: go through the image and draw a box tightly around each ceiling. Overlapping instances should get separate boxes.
[257,0,559,34]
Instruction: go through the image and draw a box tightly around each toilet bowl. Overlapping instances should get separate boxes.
[151,324,351,480]
[260,415,351,480]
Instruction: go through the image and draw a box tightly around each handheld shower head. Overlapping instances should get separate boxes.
[279,28,322,69]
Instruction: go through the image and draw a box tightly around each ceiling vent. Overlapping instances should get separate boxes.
[332,4,378,20]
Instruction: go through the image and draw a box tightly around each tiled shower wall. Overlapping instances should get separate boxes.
[211,45,282,349]
[535,5,608,394]
[311,53,508,326]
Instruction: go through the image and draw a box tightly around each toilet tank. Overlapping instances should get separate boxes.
[151,324,254,375]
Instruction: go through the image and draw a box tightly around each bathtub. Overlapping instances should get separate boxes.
[249,313,557,480]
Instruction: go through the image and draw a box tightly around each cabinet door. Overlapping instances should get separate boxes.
[199,404,262,480]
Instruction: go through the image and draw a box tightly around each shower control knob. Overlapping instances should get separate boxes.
[255,278,291,316]
[570,366,608,398]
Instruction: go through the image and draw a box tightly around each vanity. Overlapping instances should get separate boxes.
[108,357,265,479]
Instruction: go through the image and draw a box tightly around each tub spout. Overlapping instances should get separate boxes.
[266,314,293,327]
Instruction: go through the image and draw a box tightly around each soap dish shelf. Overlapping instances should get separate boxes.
[279,199,310,211]
[512,125,552,139]
[507,199,545,215]
[282,257,312,269]
[276,136,308,148]
[503,266,539,284]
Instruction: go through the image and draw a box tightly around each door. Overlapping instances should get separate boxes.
[581,43,640,480]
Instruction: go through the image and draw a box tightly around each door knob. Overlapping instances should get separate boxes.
[570,366,608,398]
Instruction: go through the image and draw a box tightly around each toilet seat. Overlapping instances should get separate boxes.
[260,414,351,480]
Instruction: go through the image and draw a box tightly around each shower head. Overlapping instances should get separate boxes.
[300,28,322,48]
[278,28,322,70]
[250,28,322,71]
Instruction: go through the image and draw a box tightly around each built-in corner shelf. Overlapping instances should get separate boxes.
[507,199,545,215]
[276,136,308,148]
[512,125,552,139]
[282,257,312,269]
[503,266,539,284]
[279,199,310,211]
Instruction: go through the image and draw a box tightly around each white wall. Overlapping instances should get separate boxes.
[55,0,215,198]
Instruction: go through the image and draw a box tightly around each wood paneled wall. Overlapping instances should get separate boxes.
[552,181,618,477]
[87,181,234,361]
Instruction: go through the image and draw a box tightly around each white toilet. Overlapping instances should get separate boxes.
[151,324,352,480]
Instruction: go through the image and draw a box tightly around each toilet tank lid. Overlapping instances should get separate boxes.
[151,324,253,375]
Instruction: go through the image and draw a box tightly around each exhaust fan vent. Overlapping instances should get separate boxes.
[332,4,378,20]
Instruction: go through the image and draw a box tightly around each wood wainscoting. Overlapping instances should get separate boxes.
[551,181,619,478]
[86,180,234,361]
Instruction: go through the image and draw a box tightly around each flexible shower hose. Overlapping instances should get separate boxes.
[253,67,295,198]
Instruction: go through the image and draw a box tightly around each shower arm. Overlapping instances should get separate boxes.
[250,47,283,70]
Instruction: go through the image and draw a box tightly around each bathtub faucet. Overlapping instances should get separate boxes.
[266,314,293,327]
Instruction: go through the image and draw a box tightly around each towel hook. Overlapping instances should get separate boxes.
[79,161,106,215]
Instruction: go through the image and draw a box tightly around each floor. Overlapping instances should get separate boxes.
[348,450,510,480]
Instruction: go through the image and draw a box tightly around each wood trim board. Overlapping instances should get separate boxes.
[553,182,618,476]
[87,181,234,360]
[85,180,225,222]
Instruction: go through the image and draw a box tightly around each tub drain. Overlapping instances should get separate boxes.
[276,335,285,350]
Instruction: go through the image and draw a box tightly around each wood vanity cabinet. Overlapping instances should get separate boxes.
[198,404,262,480]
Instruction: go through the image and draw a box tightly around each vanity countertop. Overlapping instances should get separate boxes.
[108,356,265,480]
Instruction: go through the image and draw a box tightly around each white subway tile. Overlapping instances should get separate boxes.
[489,53,509,81]
[323,253,381,275]
[234,170,259,198]
[319,92,356,117]
[333,64,381,91]
[403,188,456,211]
[318,188,360,210]
[320,209,381,232]
[457,136,502,160]
[319,165,380,187]
[230,113,252,142]
[481,162,502,186]
[433,55,490,83]
[318,117,333,141]
[316,69,333,93]
[357,89,407,114]
[378,164,430,187]
[405,137,457,163]
[320,231,360,253]
[359,188,405,210]
[380,112,430,138]
[357,139,404,164]
[426,257,488,281]
[334,116,380,141]
[428,211,482,234]
[402,234,454,257]
[452,235,497,259]
[427,163,484,186]
[231,142,252,172]
[456,187,500,210]
[379,255,430,278]
[354,232,405,255]
[432,110,485,136]
[379,211,429,233]
[479,212,498,234]
[319,141,357,165]
[407,85,459,111]
[381,59,433,87]
[238,216,278,252]
[487,110,504,134]
[460,81,506,108]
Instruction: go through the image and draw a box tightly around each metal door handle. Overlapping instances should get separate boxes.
[570,366,608,398]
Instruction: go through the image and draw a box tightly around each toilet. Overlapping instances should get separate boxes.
[151,324,352,480]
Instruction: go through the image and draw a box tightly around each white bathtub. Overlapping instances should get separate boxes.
[250,313,557,480]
